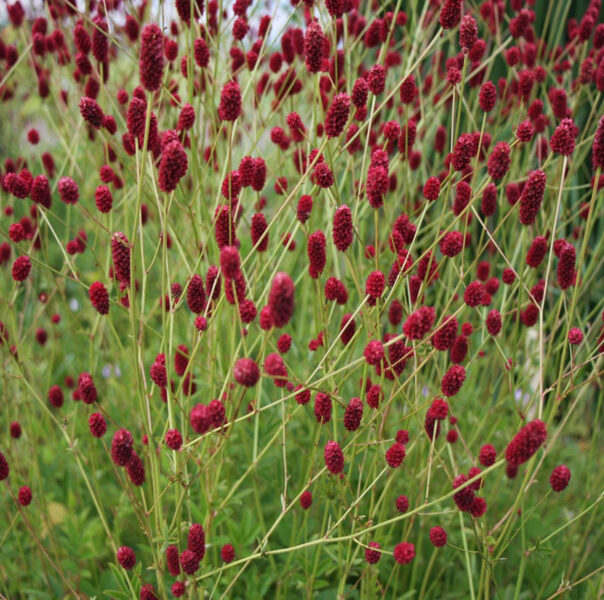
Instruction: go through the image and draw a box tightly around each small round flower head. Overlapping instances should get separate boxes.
[95,185,113,213]
[111,428,134,466]
[325,93,351,138]
[220,544,235,563]
[12,255,31,281]
[300,490,312,509]
[516,120,535,143]
[365,542,381,564]
[505,419,547,467]
[429,526,447,547]
[460,15,478,51]
[89,412,107,438]
[464,281,485,307]
[269,272,295,327]
[423,176,441,201]
[218,82,242,121]
[487,142,511,181]
[18,485,32,506]
[479,444,497,466]
[89,281,109,315]
[486,310,502,336]
[399,74,417,104]
[179,549,199,575]
[79,96,104,128]
[48,385,64,408]
[139,24,164,91]
[159,140,188,193]
[479,81,496,112]
[10,421,21,438]
[186,274,206,315]
[0,452,9,480]
[188,523,205,561]
[304,20,327,73]
[77,373,97,404]
[344,397,363,431]
[233,358,259,387]
[568,327,583,345]
[526,235,548,268]
[324,440,344,474]
[365,270,385,299]
[592,115,604,170]
[117,546,136,570]
[385,442,406,468]
[519,170,547,225]
[171,582,186,597]
[403,306,436,340]
[314,393,332,424]
[393,542,415,564]
[332,204,354,252]
[557,242,576,290]
[549,465,571,492]
[441,365,466,397]
[550,119,577,156]
[58,176,79,205]
[111,232,131,284]
[352,77,369,107]
[165,428,182,450]
[166,545,181,576]
[307,231,327,279]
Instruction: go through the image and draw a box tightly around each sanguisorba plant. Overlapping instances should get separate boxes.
[1,0,603,597]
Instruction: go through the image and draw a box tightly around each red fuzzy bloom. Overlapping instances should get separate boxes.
[568,327,583,345]
[300,490,312,509]
[0,452,9,480]
[429,526,447,547]
[325,93,351,138]
[550,119,577,156]
[79,96,104,128]
[312,162,334,188]
[111,232,131,284]
[186,274,206,314]
[344,397,363,431]
[77,372,97,404]
[308,231,327,278]
[460,15,478,51]
[365,270,385,299]
[95,185,113,213]
[441,365,466,397]
[332,205,353,251]
[516,120,535,143]
[399,75,417,104]
[479,443,497,466]
[164,545,180,578]
[140,24,164,91]
[365,541,381,564]
[188,523,205,561]
[218,82,242,121]
[179,550,199,575]
[549,465,571,492]
[234,357,259,387]
[165,428,182,450]
[403,306,436,340]
[479,81,496,112]
[592,115,604,169]
[194,37,210,67]
[352,78,369,107]
[367,64,386,95]
[89,281,109,315]
[519,170,546,225]
[304,20,327,73]
[251,213,269,251]
[31,175,51,208]
[92,17,108,62]
[464,281,485,307]
[440,231,464,257]
[111,428,134,466]
[269,272,295,327]
[505,419,547,467]
[396,495,409,513]
[324,440,344,474]
[452,133,477,171]
[221,544,235,563]
[385,442,406,468]
[89,412,107,437]
[432,315,458,350]
[17,485,31,506]
[423,176,441,201]
[297,195,313,223]
[487,142,511,180]
[486,310,502,335]
[526,235,548,268]
[314,392,332,424]
[393,542,415,564]
[47,384,63,408]
[220,245,240,279]
[12,255,31,281]
[557,242,576,290]
[117,546,136,570]
[364,340,384,366]
[58,176,79,205]
[159,140,188,193]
